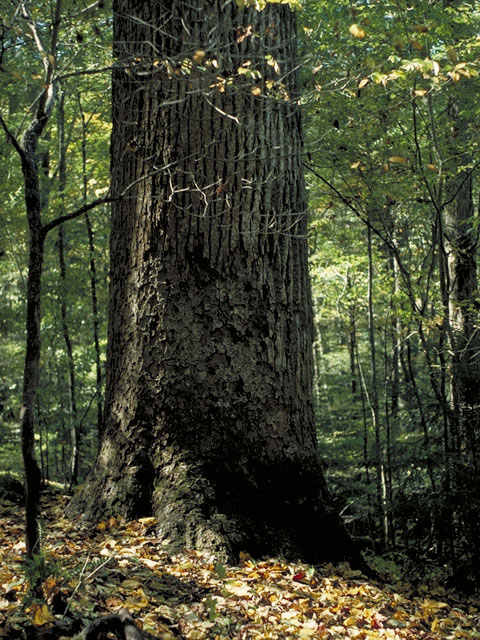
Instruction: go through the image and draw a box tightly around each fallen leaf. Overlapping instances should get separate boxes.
[32,603,55,626]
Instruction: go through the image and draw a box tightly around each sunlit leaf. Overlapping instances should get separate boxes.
[192,50,206,64]
[349,24,366,39]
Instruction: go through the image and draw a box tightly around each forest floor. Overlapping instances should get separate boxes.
[0,493,479,640]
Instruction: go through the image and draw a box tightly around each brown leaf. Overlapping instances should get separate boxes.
[236,25,253,43]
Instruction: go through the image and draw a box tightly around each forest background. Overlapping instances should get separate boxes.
[1,0,480,594]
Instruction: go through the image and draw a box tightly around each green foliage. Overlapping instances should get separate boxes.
[0,0,112,484]
[303,0,480,583]
[23,550,62,604]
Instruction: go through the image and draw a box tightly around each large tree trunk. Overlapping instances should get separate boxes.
[67,0,360,565]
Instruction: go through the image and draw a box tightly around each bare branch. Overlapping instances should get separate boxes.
[19,1,48,72]
[0,112,25,160]
[48,0,63,81]
[55,65,116,82]
[72,0,105,18]
[41,196,117,237]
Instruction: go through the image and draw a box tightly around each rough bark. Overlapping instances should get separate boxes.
[21,216,44,561]
[68,0,362,566]
[79,96,104,439]
[58,91,80,487]
[19,99,54,561]
[443,91,480,584]
[444,128,480,462]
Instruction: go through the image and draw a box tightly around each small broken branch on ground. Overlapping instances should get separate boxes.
[85,609,143,640]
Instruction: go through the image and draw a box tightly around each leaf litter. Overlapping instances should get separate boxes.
[0,495,479,639]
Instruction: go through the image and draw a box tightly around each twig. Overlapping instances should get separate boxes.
[62,555,112,621]
[41,196,117,236]
[0,112,25,159]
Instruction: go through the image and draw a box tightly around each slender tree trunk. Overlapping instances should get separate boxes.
[355,352,376,552]
[444,108,480,464]
[348,305,357,397]
[0,0,62,570]
[389,238,401,419]
[58,222,80,485]
[57,91,79,486]
[312,307,332,424]
[20,157,45,562]
[79,97,104,440]
[67,0,364,567]
[366,223,389,549]
[401,340,437,492]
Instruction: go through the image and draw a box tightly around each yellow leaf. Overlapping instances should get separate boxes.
[126,587,149,610]
[251,86,262,96]
[358,78,369,89]
[185,631,208,640]
[438,618,455,628]
[422,598,449,618]
[412,24,429,33]
[412,89,428,97]
[33,603,55,626]
[192,50,206,64]
[142,558,161,569]
[47,53,56,67]
[427,163,437,171]
[138,517,157,525]
[121,578,143,589]
[350,161,360,169]
[389,156,408,164]
[349,24,366,39]
[237,62,251,75]
[298,622,318,637]
[225,579,252,597]
[239,551,252,564]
